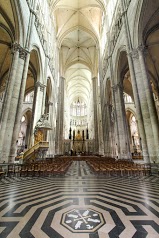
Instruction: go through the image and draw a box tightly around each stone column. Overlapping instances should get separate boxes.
[55,76,65,154]
[138,46,159,162]
[102,103,107,155]
[98,96,104,155]
[92,77,99,154]
[26,0,38,50]
[47,101,54,156]
[131,49,155,162]
[110,104,116,158]
[25,120,31,149]
[103,103,109,156]
[0,43,20,162]
[108,104,115,157]
[9,52,30,162]
[42,85,47,114]
[1,45,27,162]
[112,83,131,159]
[41,58,49,115]
[120,0,150,162]
[127,51,149,162]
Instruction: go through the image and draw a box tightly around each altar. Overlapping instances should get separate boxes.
[72,130,85,153]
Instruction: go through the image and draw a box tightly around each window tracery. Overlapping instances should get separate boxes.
[70,99,87,117]
[24,91,34,103]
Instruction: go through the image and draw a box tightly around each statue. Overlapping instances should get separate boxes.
[75,130,82,140]
[35,113,51,132]
[34,113,52,144]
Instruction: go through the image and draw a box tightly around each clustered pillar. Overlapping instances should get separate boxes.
[0,43,29,163]
[112,83,131,159]
[55,76,65,154]
[92,77,99,154]
[127,50,149,163]
[127,47,159,162]
[119,0,156,163]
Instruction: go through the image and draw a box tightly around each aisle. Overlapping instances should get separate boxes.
[65,161,94,178]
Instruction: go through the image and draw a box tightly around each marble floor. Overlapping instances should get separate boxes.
[0,161,159,238]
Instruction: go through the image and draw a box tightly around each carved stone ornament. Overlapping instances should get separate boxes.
[19,48,28,60]
[12,43,21,53]
[127,49,139,59]
[112,82,123,92]
[35,81,46,92]
[34,113,52,135]
[12,43,28,60]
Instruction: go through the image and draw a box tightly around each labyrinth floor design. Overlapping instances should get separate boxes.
[0,161,159,238]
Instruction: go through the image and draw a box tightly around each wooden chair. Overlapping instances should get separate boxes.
[0,166,5,179]
[14,165,21,177]
[39,164,47,176]
[20,165,28,177]
[138,164,145,176]
[8,165,15,177]
[27,164,34,176]
[46,164,54,176]
[33,164,40,176]
[144,164,151,176]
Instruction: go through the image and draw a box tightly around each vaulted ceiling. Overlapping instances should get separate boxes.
[0,0,16,89]
[50,0,107,107]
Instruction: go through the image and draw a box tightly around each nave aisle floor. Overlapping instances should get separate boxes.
[0,161,159,238]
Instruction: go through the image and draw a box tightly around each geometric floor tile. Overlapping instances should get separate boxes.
[0,161,159,238]
[61,208,105,233]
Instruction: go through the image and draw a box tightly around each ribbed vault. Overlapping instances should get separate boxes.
[50,0,107,121]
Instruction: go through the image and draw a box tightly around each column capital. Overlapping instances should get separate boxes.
[12,43,29,60]
[112,82,123,92]
[19,47,28,60]
[35,81,46,92]
[127,49,139,59]
[12,43,21,53]
[128,46,148,59]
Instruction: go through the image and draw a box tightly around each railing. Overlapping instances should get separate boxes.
[23,141,49,161]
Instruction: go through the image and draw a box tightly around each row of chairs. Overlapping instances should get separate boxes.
[0,167,5,178]
[0,159,72,178]
[87,159,151,177]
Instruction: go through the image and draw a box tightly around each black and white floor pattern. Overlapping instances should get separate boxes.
[0,161,159,238]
